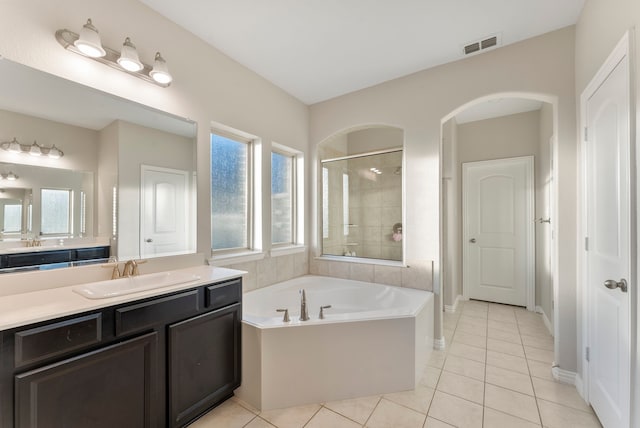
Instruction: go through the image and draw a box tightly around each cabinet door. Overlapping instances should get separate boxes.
[168,303,241,427]
[15,332,158,428]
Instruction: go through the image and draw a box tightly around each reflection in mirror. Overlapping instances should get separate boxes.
[0,162,92,240]
[0,187,30,239]
[319,126,404,262]
[0,59,197,260]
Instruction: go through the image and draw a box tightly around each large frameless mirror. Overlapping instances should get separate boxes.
[0,59,197,261]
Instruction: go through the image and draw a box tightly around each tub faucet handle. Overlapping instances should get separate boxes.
[319,305,332,320]
[276,308,290,322]
[299,289,310,321]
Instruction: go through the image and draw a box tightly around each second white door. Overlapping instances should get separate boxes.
[141,165,190,258]
[463,156,534,307]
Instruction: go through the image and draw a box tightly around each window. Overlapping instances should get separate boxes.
[41,188,72,235]
[271,150,295,245]
[3,204,22,233]
[211,132,251,251]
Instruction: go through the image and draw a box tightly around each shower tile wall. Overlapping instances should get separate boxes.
[349,153,402,261]
[228,250,309,293]
[310,257,433,292]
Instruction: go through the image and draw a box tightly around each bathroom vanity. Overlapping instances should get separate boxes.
[0,266,243,428]
[0,245,110,272]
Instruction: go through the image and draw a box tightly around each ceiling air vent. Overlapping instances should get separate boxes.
[464,42,480,55]
[462,33,502,56]
[481,36,497,49]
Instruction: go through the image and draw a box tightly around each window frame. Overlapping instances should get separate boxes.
[270,146,298,247]
[210,129,255,255]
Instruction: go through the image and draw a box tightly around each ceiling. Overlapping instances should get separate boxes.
[139,0,586,105]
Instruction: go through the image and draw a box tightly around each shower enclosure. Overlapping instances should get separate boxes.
[321,149,403,261]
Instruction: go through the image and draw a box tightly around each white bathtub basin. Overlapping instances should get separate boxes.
[72,271,201,299]
[236,275,434,410]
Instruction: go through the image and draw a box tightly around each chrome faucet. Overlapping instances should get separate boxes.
[299,289,310,321]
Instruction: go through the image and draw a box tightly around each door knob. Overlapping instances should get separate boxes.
[145,238,153,243]
[469,238,477,243]
[604,279,628,293]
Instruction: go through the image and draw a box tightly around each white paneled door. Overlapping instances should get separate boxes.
[583,33,631,428]
[141,165,190,258]
[463,156,534,307]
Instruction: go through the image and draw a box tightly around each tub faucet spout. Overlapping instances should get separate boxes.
[300,289,310,321]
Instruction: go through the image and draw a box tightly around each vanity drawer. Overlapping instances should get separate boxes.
[14,313,102,368]
[74,246,110,261]
[206,278,242,310]
[6,250,72,268]
[115,290,200,336]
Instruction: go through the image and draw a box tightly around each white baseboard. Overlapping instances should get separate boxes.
[535,306,554,335]
[444,295,463,313]
[552,366,577,385]
[434,337,446,350]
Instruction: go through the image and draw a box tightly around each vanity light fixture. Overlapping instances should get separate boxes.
[0,138,64,159]
[7,138,21,154]
[117,37,143,72]
[74,19,106,58]
[0,171,18,181]
[29,141,42,157]
[56,19,173,87]
[150,52,173,84]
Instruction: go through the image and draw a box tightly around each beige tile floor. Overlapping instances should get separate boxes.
[190,300,602,428]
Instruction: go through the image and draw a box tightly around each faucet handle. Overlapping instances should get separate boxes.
[132,259,147,276]
[276,308,290,322]
[101,262,121,279]
[319,305,332,319]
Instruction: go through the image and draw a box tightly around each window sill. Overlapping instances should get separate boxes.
[315,255,405,267]
[270,245,306,257]
[208,250,265,266]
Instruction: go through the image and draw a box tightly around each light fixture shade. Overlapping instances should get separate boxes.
[150,52,172,84]
[74,19,106,58]
[48,144,64,159]
[6,171,18,181]
[29,141,42,157]
[117,37,143,72]
[8,138,21,154]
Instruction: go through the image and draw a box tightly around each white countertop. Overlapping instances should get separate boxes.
[0,265,246,331]
[0,238,111,255]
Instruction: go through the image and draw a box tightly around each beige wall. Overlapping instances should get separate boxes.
[457,111,541,164]
[310,27,577,370]
[347,127,404,155]
[574,0,640,410]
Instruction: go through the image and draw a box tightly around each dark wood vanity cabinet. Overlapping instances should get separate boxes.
[15,332,159,428]
[169,303,241,427]
[0,277,242,428]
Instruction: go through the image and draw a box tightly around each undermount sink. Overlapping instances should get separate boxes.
[72,271,201,299]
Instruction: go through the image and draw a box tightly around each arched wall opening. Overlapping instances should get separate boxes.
[439,92,560,358]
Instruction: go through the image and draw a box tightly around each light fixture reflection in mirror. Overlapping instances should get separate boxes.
[1,138,64,159]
